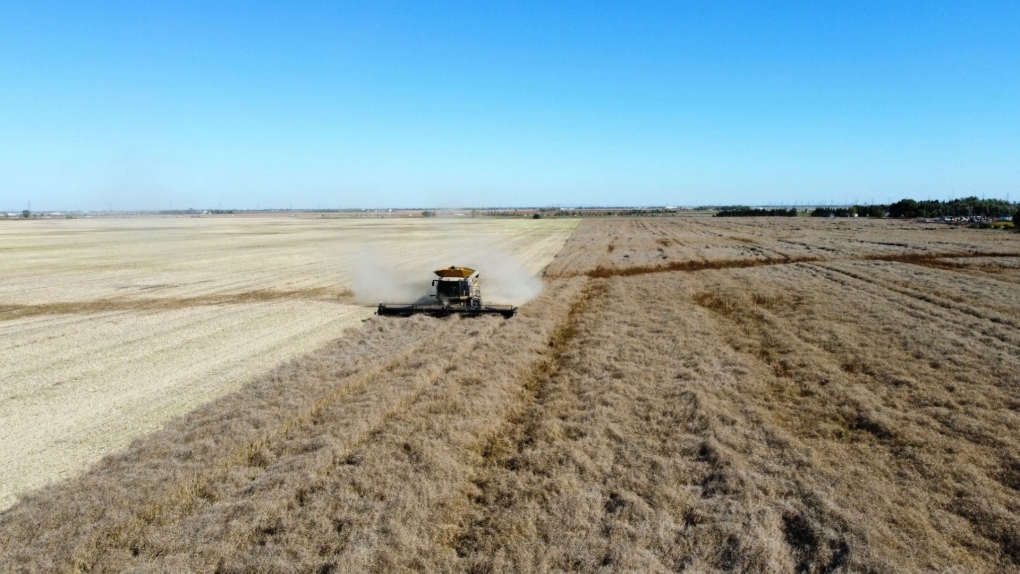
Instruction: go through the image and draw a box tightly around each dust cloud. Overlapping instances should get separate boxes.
[343,240,543,306]
[459,245,543,305]
[344,246,435,305]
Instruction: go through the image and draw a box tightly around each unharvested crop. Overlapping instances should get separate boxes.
[1,216,1018,572]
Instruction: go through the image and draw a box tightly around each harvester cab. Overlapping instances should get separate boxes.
[433,266,481,308]
[377,266,517,318]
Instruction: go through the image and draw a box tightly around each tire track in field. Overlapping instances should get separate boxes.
[687,269,1020,570]
[762,264,1020,437]
[685,276,877,571]
[666,252,1019,570]
[693,267,950,436]
[805,263,1020,354]
[739,266,1020,567]
[921,259,1020,285]
[847,259,1020,318]
[811,262,1020,341]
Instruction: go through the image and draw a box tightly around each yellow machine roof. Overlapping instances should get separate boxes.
[434,266,476,278]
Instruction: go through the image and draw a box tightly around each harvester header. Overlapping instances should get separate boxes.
[376,266,517,319]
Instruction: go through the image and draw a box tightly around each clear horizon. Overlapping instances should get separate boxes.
[2,2,1018,211]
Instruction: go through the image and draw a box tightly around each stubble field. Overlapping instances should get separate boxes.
[1,216,1019,572]
[0,216,576,511]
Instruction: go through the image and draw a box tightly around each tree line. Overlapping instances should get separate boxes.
[482,198,1017,221]
[884,197,1015,218]
[813,197,1015,219]
[811,205,886,218]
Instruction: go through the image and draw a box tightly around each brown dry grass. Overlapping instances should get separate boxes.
[2,217,1019,572]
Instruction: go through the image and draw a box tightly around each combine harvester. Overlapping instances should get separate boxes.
[377,266,518,319]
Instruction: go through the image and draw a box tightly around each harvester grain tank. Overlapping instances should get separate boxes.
[377,266,517,318]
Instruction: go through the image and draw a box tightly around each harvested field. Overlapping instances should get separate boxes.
[2,217,1019,572]
[0,217,575,511]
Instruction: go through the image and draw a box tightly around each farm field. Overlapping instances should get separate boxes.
[0,216,576,511]
[2,216,1020,572]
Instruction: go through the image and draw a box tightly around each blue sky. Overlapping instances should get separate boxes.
[2,1,1018,210]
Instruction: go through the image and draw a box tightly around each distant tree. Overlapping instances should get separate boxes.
[21,209,30,218]
[1014,207,1020,230]
[532,213,541,219]
[810,207,855,217]
[888,199,920,218]
[857,204,887,218]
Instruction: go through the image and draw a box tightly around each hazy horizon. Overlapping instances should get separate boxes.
[6,197,1019,214]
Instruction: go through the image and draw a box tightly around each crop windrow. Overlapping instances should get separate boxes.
[585,256,821,278]
[581,249,1020,280]
[453,279,607,561]
[0,287,355,320]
